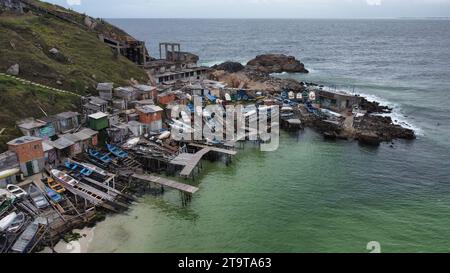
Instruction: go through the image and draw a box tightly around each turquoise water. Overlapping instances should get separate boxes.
[87,19,450,253]
[89,131,450,253]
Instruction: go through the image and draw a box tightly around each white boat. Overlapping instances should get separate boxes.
[6,184,28,198]
[0,189,13,199]
[281,106,294,112]
[51,169,79,186]
[7,212,26,233]
[288,91,295,100]
[0,212,17,232]
[158,131,171,140]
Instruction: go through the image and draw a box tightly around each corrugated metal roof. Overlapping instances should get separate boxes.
[79,128,98,137]
[52,137,74,150]
[136,105,163,114]
[7,136,42,146]
[88,112,109,120]
[17,120,46,130]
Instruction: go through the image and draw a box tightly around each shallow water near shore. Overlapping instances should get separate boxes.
[86,19,450,253]
[88,131,450,253]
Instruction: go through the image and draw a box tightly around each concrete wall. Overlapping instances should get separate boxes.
[8,140,44,164]
[19,157,45,177]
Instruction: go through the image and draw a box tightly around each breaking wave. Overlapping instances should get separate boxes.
[322,86,423,136]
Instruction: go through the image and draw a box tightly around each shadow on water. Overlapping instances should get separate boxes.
[140,195,199,222]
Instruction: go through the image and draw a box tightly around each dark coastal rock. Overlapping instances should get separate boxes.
[354,114,416,144]
[247,54,309,74]
[359,98,392,114]
[212,61,245,73]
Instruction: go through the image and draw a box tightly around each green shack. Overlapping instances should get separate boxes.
[88,112,109,131]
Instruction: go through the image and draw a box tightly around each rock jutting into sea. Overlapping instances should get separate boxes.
[247,54,309,74]
[211,61,245,73]
[208,54,416,145]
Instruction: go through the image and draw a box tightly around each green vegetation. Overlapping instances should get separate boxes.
[0,0,150,152]
[0,13,148,93]
[0,74,81,151]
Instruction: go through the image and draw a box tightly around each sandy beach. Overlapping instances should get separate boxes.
[40,227,95,253]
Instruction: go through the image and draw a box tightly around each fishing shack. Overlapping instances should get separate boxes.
[136,105,163,132]
[7,136,45,177]
[88,112,109,131]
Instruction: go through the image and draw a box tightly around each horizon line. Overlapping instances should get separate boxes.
[104,17,450,20]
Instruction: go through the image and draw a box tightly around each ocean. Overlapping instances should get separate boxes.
[87,19,450,253]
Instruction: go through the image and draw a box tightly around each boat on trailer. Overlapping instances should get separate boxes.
[107,144,128,159]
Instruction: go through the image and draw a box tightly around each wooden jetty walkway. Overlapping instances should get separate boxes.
[132,174,199,194]
[170,144,237,178]
[188,143,238,156]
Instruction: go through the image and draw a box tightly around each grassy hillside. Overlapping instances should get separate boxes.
[0,74,80,152]
[0,1,148,93]
[0,0,150,151]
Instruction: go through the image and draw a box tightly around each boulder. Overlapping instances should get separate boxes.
[247,54,309,74]
[354,114,416,143]
[84,16,97,30]
[212,61,245,73]
[49,48,60,55]
[6,63,19,76]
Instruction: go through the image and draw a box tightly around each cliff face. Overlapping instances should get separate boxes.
[0,0,149,94]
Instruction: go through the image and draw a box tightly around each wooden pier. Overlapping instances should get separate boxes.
[188,143,238,156]
[132,174,199,194]
[170,144,237,179]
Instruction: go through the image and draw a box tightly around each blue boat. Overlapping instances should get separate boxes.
[107,144,128,159]
[44,187,63,203]
[65,161,93,176]
[88,149,112,164]
[206,93,217,103]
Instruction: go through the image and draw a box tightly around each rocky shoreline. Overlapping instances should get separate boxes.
[208,54,416,145]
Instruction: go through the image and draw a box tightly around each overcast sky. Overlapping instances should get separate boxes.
[45,0,450,18]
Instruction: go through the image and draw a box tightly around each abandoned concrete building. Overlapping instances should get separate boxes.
[145,43,209,84]
[317,90,363,112]
[99,34,150,66]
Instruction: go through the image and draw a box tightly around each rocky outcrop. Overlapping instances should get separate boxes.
[211,61,245,73]
[247,54,309,74]
[6,63,19,75]
[354,115,415,145]
[359,98,392,113]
